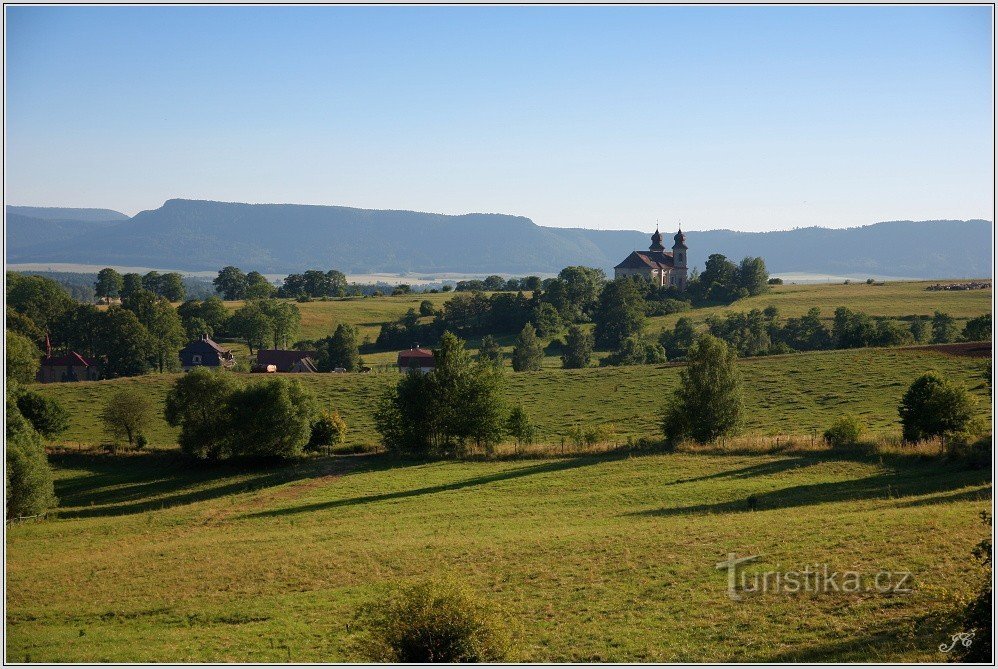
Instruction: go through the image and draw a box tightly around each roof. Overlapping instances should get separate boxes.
[181,335,233,357]
[257,349,318,370]
[614,250,675,270]
[398,348,435,365]
[41,351,95,367]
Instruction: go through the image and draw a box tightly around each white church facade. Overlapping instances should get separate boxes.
[613,227,689,290]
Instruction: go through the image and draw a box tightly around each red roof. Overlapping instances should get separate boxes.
[614,250,675,270]
[41,351,95,367]
[398,348,435,365]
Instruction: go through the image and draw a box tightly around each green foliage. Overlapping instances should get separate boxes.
[124,293,185,372]
[593,279,646,349]
[5,392,56,519]
[256,299,302,349]
[532,302,564,338]
[16,390,70,439]
[909,316,929,343]
[561,325,593,369]
[6,330,40,384]
[280,269,347,298]
[164,369,239,460]
[660,317,697,360]
[94,267,124,299]
[375,332,508,457]
[662,334,743,444]
[962,313,991,342]
[931,311,959,344]
[228,378,318,458]
[478,334,504,366]
[419,300,435,317]
[99,387,153,448]
[159,273,186,302]
[566,423,617,447]
[214,266,248,300]
[229,303,274,354]
[6,273,74,333]
[324,324,362,372]
[245,271,275,299]
[178,296,230,340]
[688,254,768,304]
[356,579,515,662]
[601,335,667,367]
[506,406,535,447]
[511,324,544,372]
[823,415,863,449]
[98,307,153,378]
[950,512,992,663]
[307,410,348,452]
[7,308,45,345]
[898,372,978,445]
[120,273,143,299]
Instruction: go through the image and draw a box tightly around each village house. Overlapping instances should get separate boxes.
[614,227,689,290]
[36,351,100,383]
[254,349,319,373]
[179,335,235,371]
[397,347,435,373]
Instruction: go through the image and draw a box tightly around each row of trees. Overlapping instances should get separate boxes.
[95,267,186,302]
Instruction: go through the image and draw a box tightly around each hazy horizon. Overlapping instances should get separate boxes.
[5,6,993,232]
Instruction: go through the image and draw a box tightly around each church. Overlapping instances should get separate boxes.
[613,227,689,290]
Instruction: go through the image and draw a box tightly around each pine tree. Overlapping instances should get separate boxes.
[511,324,544,372]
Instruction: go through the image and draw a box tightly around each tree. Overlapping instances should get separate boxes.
[523,276,542,292]
[601,335,667,366]
[326,323,362,371]
[214,266,248,300]
[558,266,606,320]
[164,368,240,460]
[326,270,348,297]
[15,389,69,438]
[6,390,56,519]
[229,303,273,354]
[561,325,593,369]
[120,273,144,299]
[932,311,958,344]
[483,275,505,291]
[662,334,743,444]
[245,271,275,299]
[94,268,124,301]
[146,299,187,372]
[898,372,978,445]
[419,300,436,317]
[660,317,697,359]
[6,273,74,334]
[593,279,646,349]
[506,406,535,449]
[141,271,162,294]
[257,299,301,348]
[159,273,186,302]
[511,324,544,372]
[95,307,153,378]
[6,331,40,384]
[7,308,45,345]
[478,335,504,366]
[963,314,992,342]
[736,257,769,296]
[909,316,929,343]
[307,410,348,453]
[228,377,317,458]
[100,387,153,448]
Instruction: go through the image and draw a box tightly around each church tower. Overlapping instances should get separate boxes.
[649,226,665,252]
[672,228,688,290]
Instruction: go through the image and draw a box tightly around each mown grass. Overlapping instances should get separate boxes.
[6,447,991,662]
[33,347,991,451]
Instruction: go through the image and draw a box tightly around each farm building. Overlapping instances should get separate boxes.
[254,349,319,373]
[179,335,235,371]
[36,351,100,383]
[614,227,689,289]
[397,347,435,373]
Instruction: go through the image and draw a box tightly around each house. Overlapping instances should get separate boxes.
[36,351,100,383]
[254,349,319,373]
[397,347,435,373]
[179,335,235,371]
[614,227,689,290]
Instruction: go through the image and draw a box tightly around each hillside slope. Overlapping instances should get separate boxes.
[6,199,991,277]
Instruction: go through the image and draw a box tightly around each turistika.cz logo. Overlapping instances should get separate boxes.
[715,553,914,601]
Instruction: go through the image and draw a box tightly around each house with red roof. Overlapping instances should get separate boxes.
[36,351,100,383]
[397,347,435,373]
[614,227,689,290]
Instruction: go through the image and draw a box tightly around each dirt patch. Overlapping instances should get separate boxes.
[913,342,992,358]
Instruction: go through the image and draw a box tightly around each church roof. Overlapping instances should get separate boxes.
[614,250,675,270]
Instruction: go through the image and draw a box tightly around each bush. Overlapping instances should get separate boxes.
[135,434,148,450]
[6,392,56,519]
[165,368,241,460]
[506,406,535,448]
[767,277,783,285]
[898,372,978,446]
[227,377,318,458]
[566,423,617,447]
[307,410,348,452]
[963,313,992,342]
[100,387,153,449]
[356,579,515,662]
[823,415,863,449]
[15,390,70,439]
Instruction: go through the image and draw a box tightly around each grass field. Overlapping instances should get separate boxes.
[6,447,991,662]
[32,346,991,451]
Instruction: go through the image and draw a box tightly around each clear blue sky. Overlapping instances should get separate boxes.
[4,5,993,232]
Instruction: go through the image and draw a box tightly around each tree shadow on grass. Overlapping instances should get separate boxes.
[631,459,991,517]
[239,454,612,520]
[51,451,405,519]
[665,457,817,487]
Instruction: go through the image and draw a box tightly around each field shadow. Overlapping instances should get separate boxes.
[240,455,608,519]
[51,451,403,519]
[632,458,991,518]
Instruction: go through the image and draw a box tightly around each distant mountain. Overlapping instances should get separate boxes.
[5,199,992,278]
[6,206,130,251]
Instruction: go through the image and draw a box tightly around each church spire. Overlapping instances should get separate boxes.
[649,225,665,252]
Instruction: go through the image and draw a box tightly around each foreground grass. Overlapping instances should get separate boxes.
[6,448,991,662]
[34,347,991,451]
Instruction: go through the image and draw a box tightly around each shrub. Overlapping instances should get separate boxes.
[308,410,348,453]
[356,579,515,662]
[560,325,593,369]
[566,423,617,447]
[99,387,153,449]
[823,415,863,449]
[15,390,70,439]
[963,313,992,342]
[135,434,148,450]
[767,277,783,285]
[227,378,317,458]
[6,392,56,519]
[165,368,241,460]
[898,372,978,446]
[506,406,535,448]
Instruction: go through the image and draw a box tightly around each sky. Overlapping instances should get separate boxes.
[4,5,994,232]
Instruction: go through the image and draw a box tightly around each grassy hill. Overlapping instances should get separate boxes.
[6,447,990,661]
[31,346,991,451]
